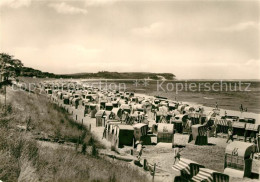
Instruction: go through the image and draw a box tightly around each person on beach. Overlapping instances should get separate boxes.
[172,129,176,148]
[186,119,192,134]
[240,104,244,112]
[124,112,130,124]
[102,127,106,139]
[143,114,149,124]
[249,132,255,143]
[111,112,116,119]
[137,111,142,123]
[136,141,144,161]
[227,128,233,143]
[256,134,260,153]
[173,147,182,164]
[215,102,218,109]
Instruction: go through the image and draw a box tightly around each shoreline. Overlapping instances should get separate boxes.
[135,92,260,124]
[26,78,260,122]
[37,78,260,114]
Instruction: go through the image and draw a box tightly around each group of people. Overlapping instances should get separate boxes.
[226,127,258,145]
[216,102,248,113]
[121,111,148,125]
[135,132,182,165]
[240,104,248,112]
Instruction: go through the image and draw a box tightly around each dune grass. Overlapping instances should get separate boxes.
[8,86,92,144]
[0,87,148,182]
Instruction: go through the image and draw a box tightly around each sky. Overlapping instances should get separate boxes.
[0,0,259,79]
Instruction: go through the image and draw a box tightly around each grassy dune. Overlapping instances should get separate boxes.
[0,87,148,182]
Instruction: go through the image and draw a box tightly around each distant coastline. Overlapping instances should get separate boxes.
[20,67,175,80]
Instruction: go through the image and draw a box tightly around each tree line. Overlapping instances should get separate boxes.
[1,53,176,80]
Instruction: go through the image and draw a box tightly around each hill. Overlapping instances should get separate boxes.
[20,67,176,80]
[20,67,56,78]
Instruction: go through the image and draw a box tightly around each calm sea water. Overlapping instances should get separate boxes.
[83,80,260,114]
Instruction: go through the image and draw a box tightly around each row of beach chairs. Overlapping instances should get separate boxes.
[172,158,229,182]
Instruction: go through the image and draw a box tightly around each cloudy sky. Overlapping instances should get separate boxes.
[0,0,259,79]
